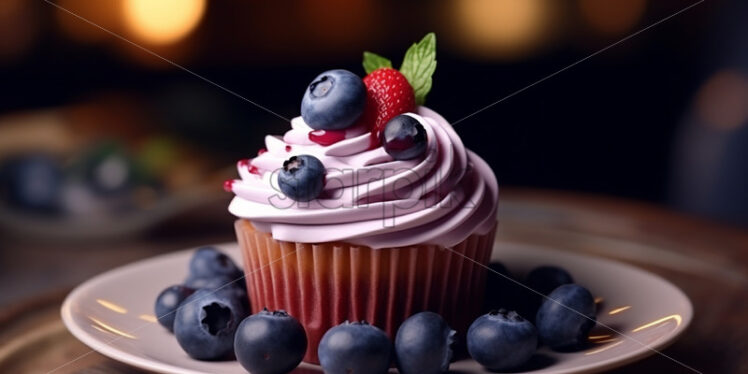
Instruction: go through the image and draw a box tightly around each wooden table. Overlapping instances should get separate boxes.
[0,189,746,373]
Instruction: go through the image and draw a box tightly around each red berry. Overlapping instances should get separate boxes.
[359,68,415,143]
[223,179,235,192]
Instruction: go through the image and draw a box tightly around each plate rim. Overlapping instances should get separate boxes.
[61,249,214,374]
[495,242,694,374]
[60,241,693,374]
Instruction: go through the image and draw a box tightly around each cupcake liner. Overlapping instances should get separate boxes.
[235,219,496,364]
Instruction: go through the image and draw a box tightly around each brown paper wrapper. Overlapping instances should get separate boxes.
[234,219,496,364]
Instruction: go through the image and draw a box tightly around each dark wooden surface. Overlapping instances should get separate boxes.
[0,189,746,374]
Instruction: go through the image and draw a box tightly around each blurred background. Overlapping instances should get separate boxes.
[0,1,746,302]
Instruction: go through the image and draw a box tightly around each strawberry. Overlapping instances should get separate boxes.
[360,68,416,136]
[359,33,437,146]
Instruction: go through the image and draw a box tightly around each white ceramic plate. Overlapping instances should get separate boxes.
[61,242,692,374]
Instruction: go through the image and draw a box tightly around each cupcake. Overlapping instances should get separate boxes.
[226,34,498,363]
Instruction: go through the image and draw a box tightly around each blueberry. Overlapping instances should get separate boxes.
[482,263,540,324]
[174,288,249,360]
[234,309,307,374]
[301,69,366,130]
[185,271,247,293]
[184,247,249,312]
[188,246,243,280]
[380,114,427,160]
[1,155,62,212]
[318,321,392,374]
[154,285,195,332]
[224,283,250,313]
[394,312,455,374]
[467,309,538,371]
[488,261,509,276]
[184,275,234,290]
[277,155,325,202]
[520,265,575,322]
[536,284,596,351]
[187,273,248,298]
[183,275,250,317]
[526,266,574,296]
[75,144,136,196]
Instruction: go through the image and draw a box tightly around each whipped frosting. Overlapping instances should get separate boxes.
[228,106,498,249]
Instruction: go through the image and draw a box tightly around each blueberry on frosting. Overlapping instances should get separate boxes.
[380,114,427,160]
[277,155,326,202]
[301,69,366,130]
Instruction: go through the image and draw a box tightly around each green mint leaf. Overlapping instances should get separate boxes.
[399,33,437,105]
[363,52,392,74]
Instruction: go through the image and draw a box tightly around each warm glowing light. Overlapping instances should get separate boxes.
[57,0,123,43]
[122,0,206,45]
[632,314,683,333]
[594,297,604,304]
[96,299,128,314]
[594,338,619,344]
[580,0,647,36]
[448,0,552,59]
[138,314,158,323]
[585,341,623,355]
[695,70,748,130]
[91,324,109,335]
[608,306,631,315]
[90,317,137,339]
[588,334,613,340]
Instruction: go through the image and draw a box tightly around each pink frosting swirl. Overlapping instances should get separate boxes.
[227,106,498,249]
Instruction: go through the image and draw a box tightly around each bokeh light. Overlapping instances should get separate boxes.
[445,0,553,59]
[695,69,748,130]
[122,0,206,45]
[579,0,647,36]
[57,0,123,44]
